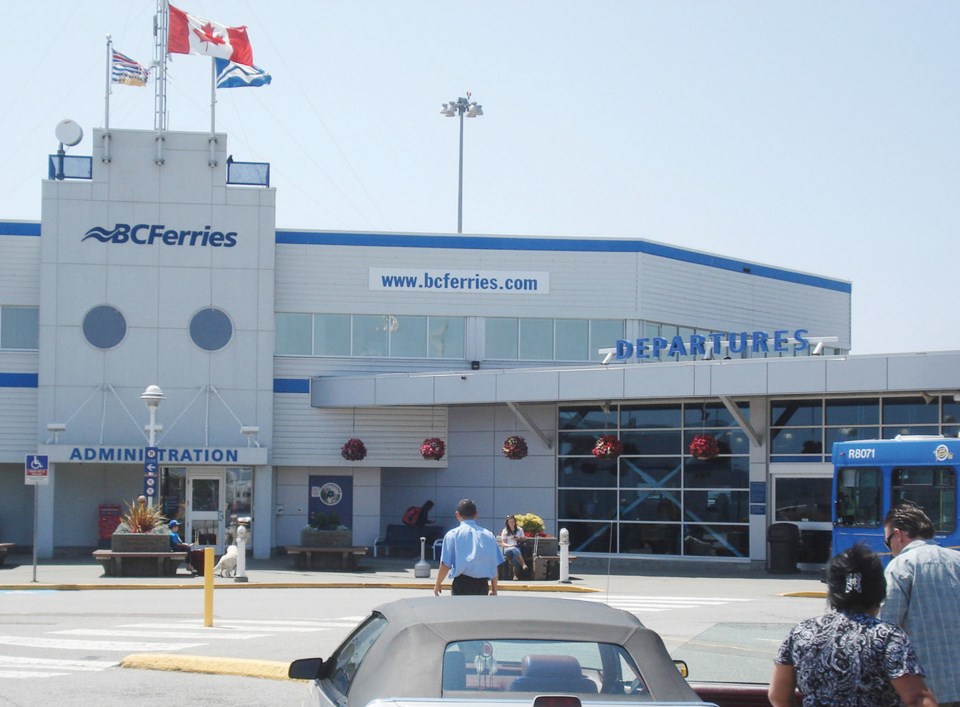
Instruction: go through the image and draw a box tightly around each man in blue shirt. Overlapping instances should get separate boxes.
[434,499,504,596]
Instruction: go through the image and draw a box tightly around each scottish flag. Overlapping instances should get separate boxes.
[215,58,272,88]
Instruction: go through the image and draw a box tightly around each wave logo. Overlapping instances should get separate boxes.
[82,223,238,248]
[934,444,953,462]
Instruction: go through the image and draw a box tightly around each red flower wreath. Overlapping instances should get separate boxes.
[341,438,367,461]
[502,435,529,460]
[689,433,720,460]
[420,437,446,461]
[592,434,623,460]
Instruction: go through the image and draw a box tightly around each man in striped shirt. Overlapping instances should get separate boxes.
[880,501,960,707]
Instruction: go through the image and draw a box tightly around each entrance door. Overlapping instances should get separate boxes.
[186,469,226,554]
[770,464,833,568]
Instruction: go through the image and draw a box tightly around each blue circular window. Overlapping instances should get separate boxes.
[82,305,126,349]
[190,307,233,351]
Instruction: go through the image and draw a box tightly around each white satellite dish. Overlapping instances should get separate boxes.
[55,119,83,147]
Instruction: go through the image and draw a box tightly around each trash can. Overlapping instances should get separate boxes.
[766,522,800,574]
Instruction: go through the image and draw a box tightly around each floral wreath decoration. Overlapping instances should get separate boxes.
[420,437,446,461]
[592,434,624,460]
[689,433,720,460]
[502,435,529,460]
[341,437,367,461]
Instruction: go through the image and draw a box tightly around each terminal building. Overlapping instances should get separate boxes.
[1,126,958,567]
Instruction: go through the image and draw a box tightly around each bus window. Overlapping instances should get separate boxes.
[891,467,957,533]
[835,467,882,527]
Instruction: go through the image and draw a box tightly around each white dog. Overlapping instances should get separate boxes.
[213,544,238,577]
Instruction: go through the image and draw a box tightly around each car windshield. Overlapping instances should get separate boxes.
[442,639,649,698]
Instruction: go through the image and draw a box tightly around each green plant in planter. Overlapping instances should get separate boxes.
[308,511,343,531]
[115,496,169,535]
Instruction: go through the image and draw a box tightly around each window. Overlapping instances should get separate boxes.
[485,318,518,359]
[352,315,388,356]
[275,313,312,355]
[315,314,350,355]
[559,401,750,557]
[328,614,388,697]
[555,319,588,360]
[441,640,647,697]
[189,308,233,351]
[834,467,882,527]
[428,317,464,358]
[82,305,126,349]
[892,466,957,533]
[0,305,39,350]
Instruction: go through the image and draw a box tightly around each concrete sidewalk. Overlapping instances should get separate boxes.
[0,550,825,595]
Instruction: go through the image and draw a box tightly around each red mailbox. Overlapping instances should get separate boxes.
[98,504,122,548]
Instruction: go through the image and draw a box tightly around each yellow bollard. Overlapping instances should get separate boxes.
[203,546,214,627]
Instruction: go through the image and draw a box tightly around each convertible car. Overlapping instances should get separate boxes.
[288,595,717,706]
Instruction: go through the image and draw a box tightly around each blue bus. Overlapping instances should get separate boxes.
[832,436,959,560]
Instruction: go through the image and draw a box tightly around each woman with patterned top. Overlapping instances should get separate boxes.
[769,543,937,707]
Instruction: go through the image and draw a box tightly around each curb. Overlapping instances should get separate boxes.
[121,653,295,681]
[0,581,600,593]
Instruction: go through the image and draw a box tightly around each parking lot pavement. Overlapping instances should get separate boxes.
[0,551,825,597]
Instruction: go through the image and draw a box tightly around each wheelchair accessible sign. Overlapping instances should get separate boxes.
[25,454,49,485]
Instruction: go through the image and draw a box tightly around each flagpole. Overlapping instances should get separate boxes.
[104,35,112,163]
[105,35,112,131]
[153,0,168,163]
[209,58,218,167]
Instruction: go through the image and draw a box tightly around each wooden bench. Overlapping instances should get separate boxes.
[0,543,14,566]
[374,524,444,558]
[92,549,188,577]
[285,545,368,570]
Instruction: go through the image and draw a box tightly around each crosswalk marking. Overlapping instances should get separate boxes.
[576,594,752,613]
[53,628,268,640]
[0,614,359,681]
[0,655,116,671]
[0,635,202,651]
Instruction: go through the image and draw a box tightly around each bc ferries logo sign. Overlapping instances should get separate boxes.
[83,223,238,248]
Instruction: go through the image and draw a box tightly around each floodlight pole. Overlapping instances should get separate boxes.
[441,94,483,234]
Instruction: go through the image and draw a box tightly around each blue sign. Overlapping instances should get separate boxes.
[25,454,50,485]
[615,329,809,361]
[143,447,159,499]
[83,223,238,248]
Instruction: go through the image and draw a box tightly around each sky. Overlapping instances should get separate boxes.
[1,2,957,355]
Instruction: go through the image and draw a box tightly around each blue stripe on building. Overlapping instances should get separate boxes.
[0,221,41,236]
[275,230,851,294]
[274,378,310,394]
[0,372,39,387]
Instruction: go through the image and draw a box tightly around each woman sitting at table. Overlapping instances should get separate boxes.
[500,515,528,580]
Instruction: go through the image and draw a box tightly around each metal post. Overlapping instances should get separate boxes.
[235,522,248,583]
[32,485,39,583]
[559,527,570,583]
[457,107,464,234]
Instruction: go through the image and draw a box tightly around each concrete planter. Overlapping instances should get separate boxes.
[111,533,170,553]
[300,528,352,548]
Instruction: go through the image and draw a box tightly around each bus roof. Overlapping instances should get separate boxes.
[833,437,960,465]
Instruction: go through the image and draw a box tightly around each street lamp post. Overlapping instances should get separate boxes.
[441,93,483,234]
[140,385,164,506]
[140,385,165,447]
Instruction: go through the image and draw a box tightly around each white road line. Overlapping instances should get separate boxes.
[0,670,69,679]
[0,655,116,671]
[0,635,202,652]
[53,628,267,640]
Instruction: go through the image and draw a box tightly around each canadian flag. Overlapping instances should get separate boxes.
[167,4,253,66]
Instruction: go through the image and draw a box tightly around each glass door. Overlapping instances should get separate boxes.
[770,465,833,567]
[186,469,226,554]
